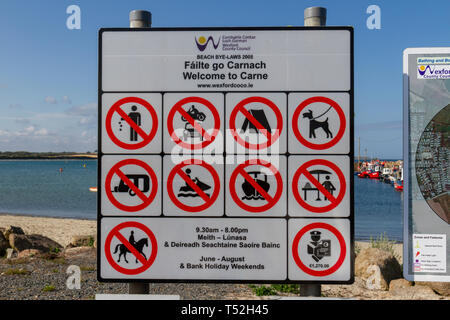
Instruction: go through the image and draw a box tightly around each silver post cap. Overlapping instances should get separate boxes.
[129,10,152,27]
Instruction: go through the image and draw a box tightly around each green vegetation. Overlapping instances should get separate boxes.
[42,284,56,292]
[370,232,400,260]
[80,265,95,271]
[4,268,30,275]
[249,284,301,296]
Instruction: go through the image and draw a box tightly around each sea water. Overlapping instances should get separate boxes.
[0,160,403,241]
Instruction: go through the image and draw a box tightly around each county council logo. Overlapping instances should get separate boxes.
[195,36,220,51]
[418,65,431,76]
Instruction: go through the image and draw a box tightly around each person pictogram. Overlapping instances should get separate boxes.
[307,230,331,262]
[119,105,142,141]
[177,168,211,198]
[321,175,336,201]
[113,230,149,264]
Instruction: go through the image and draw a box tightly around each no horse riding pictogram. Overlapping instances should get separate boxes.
[105,96,159,150]
[105,221,158,275]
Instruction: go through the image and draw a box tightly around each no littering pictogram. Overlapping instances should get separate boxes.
[105,159,158,212]
[292,96,346,150]
[167,96,220,150]
[229,96,283,150]
[167,159,220,212]
[229,159,283,213]
[291,222,346,277]
[105,96,159,150]
[292,159,346,213]
[105,221,158,275]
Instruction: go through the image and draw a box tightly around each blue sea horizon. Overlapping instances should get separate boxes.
[0,160,403,242]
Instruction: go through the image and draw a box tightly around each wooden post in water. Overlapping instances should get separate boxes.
[300,6,327,298]
[128,9,151,296]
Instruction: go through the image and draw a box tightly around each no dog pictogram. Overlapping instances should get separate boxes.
[105,159,158,212]
[229,96,283,150]
[292,159,346,213]
[105,221,158,275]
[230,159,283,212]
[291,222,346,277]
[167,159,220,212]
[105,97,159,150]
[292,96,346,150]
[167,96,220,150]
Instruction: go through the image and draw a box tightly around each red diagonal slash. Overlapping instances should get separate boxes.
[175,106,212,141]
[237,168,274,203]
[113,168,150,204]
[238,106,272,141]
[176,169,211,204]
[115,107,150,141]
[300,169,338,204]
[113,231,148,266]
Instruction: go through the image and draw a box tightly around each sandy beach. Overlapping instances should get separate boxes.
[0,214,96,247]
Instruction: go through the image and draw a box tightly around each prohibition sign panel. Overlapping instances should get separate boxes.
[288,219,351,282]
[226,93,286,154]
[102,93,162,154]
[288,156,350,217]
[226,156,287,217]
[163,93,224,154]
[100,217,287,280]
[288,93,350,154]
[163,155,223,216]
[101,155,162,216]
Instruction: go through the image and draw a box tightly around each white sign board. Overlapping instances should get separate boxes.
[403,48,450,282]
[99,27,354,283]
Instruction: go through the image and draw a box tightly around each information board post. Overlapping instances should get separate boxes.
[128,9,151,296]
[300,6,327,298]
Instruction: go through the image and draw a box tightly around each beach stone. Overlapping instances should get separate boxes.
[416,282,450,296]
[69,235,95,248]
[389,284,441,300]
[17,249,42,259]
[355,248,402,290]
[389,278,413,292]
[4,226,25,239]
[6,248,17,259]
[9,234,62,253]
[64,246,95,259]
[0,232,10,256]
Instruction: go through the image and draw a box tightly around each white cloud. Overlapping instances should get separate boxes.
[44,96,57,104]
[62,96,72,104]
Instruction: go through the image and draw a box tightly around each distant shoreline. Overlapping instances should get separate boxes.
[0,154,97,160]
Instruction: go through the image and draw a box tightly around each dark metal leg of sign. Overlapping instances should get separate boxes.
[129,283,149,294]
[128,9,152,296]
[300,284,321,297]
[301,6,327,299]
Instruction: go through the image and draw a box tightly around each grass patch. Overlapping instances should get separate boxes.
[80,265,95,271]
[370,232,400,259]
[42,285,56,292]
[4,268,30,275]
[248,285,278,296]
[5,258,29,265]
[271,284,300,294]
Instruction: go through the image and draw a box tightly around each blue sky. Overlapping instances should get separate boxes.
[0,0,449,157]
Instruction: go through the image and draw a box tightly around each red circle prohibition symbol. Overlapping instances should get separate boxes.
[167,159,220,212]
[229,96,283,150]
[167,96,221,150]
[292,159,346,213]
[292,96,346,150]
[229,159,283,213]
[105,221,158,275]
[106,96,159,150]
[292,222,346,277]
[105,159,159,212]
